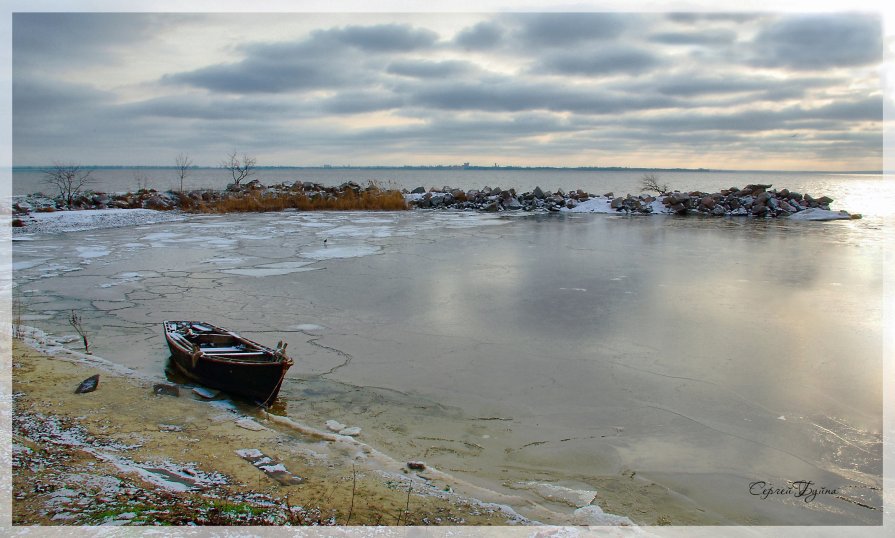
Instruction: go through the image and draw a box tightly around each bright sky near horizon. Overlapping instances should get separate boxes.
[11,8,887,171]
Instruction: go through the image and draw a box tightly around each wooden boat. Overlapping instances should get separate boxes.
[163,321,293,405]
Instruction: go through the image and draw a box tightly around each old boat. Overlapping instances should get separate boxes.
[163,321,293,405]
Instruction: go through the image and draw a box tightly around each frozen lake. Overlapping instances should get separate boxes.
[12,207,885,525]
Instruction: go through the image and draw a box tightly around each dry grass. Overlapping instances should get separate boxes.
[192,188,407,213]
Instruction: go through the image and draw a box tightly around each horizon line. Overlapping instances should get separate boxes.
[11,164,884,175]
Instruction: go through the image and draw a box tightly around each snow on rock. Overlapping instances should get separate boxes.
[325,420,346,432]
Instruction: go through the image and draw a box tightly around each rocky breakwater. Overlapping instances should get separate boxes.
[405,183,861,220]
[652,184,860,219]
[12,179,385,217]
[406,185,594,212]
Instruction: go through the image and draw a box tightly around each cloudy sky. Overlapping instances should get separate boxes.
[11,9,886,170]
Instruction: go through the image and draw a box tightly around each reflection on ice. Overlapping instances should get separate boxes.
[301,244,381,260]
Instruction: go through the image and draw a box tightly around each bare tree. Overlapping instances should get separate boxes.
[43,163,94,208]
[221,151,257,186]
[640,173,670,195]
[69,310,90,354]
[175,153,193,192]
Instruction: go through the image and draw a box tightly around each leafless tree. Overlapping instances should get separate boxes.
[175,153,193,192]
[69,310,90,354]
[640,173,670,195]
[221,151,257,186]
[43,163,94,208]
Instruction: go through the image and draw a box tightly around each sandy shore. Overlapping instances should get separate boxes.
[9,339,528,528]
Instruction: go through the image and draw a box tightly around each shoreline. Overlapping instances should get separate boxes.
[8,326,731,528]
[9,335,533,527]
[11,180,861,233]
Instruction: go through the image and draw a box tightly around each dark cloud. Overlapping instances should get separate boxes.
[510,13,631,47]
[387,59,477,79]
[536,47,659,76]
[752,14,882,70]
[454,21,504,50]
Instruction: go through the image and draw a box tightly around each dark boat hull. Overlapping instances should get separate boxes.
[164,321,292,405]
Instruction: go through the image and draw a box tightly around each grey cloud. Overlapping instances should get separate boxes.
[326,24,439,52]
[648,29,736,45]
[320,91,404,114]
[667,13,763,25]
[165,57,354,94]
[537,47,659,76]
[121,95,299,121]
[165,23,440,94]
[628,96,882,133]
[510,13,631,47]
[13,13,160,70]
[454,21,504,49]
[752,14,882,70]
[652,74,839,98]
[405,80,679,115]
[387,59,476,79]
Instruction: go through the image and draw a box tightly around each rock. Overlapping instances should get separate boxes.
[711,205,726,216]
[610,197,624,209]
[411,186,426,194]
[566,199,578,209]
[670,203,687,214]
[339,426,361,436]
[75,374,100,394]
[325,420,346,432]
[153,383,180,397]
[699,196,716,209]
[665,192,690,205]
[752,205,768,216]
[483,201,499,212]
[503,197,523,210]
[603,192,614,198]
[816,195,834,205]
[407,461,427,471]
[754,192,771,205]
[532,186,546,199]
[142,195,171,210]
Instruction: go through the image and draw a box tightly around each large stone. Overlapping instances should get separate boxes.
[533,186,546,199]
[711,205,726,216]
[752,205,768,216]
[610,197,625,209]
[411,186,426,194]
[503,197,523,210]
[699,196,716,209]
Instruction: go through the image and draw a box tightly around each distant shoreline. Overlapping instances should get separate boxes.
[12,165,884,175]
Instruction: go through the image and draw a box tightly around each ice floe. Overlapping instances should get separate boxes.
[222,261,319,277]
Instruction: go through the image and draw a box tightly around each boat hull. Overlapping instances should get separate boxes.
[164,321,292,405]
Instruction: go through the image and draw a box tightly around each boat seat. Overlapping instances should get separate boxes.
[202,349,266,356]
